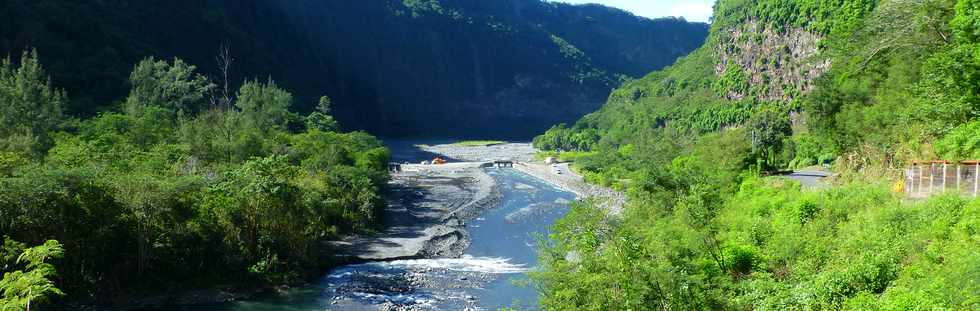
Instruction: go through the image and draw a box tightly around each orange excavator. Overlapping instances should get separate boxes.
[432,156,448,165]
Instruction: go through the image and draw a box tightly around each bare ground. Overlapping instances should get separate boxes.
[328,163,500,262]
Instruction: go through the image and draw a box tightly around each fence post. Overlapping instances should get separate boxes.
[908,167,914,196]
[940,162,947,192]
[919,164,925,196]
[975,163,979,197]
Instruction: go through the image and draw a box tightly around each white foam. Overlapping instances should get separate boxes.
[372,255,529,274]
[347,291,438,306]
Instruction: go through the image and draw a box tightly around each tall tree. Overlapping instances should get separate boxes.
[747,107,792,172]
[305,96,338,132]
[112,172,173,276]
[125,57,214,118]
[0,49,65,158]
[236,79,295,133]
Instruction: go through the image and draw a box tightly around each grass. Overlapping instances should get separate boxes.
[452,140,506,147]
[535,150,598,162]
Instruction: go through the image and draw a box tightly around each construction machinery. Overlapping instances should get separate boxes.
[432,156,448,165]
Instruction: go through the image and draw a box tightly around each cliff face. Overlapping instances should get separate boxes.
[0,0,709,138]
[545,0,881,146]
[715,19,829,102]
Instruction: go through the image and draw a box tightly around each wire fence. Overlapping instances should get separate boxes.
[905,161,980,198]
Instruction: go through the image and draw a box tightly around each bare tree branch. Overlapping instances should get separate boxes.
[215,43,234,109]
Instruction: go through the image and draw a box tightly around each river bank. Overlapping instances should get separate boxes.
[133,141,618,310]
[179,162,576,310]
[513,162,624,215]
[417,142,624,215]
[327,162,500,262]
[123,163,501,310]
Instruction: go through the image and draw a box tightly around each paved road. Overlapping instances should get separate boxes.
[783,169,832,188]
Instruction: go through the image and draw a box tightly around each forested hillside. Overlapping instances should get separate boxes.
[0,0,708,138]
[0,50,391,308]
[533,0,980,309]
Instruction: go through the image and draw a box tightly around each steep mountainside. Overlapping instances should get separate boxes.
[0,0,708,138]
[536,0,877,151]
[533,0,980,309]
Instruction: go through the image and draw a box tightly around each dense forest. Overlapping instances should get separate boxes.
[0,0,708,138]
[0,49,391,308]
[533,0,980,309]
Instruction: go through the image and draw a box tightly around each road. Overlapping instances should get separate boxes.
[782,168,832,188]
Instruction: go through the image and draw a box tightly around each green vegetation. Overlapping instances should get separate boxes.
[451,140,507,147]
[1,239,65,310]
[534,150,598,163]
[0,50,389,307]
[536,178,980,309]
[532,0,980,309]
[0,50,65,159]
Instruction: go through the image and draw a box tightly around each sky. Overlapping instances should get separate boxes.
[555,0,716,23]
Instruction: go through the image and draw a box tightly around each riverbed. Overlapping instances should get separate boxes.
[181,165,574,310]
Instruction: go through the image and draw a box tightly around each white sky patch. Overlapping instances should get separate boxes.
[554,0,716,23]
[668,2,714,23]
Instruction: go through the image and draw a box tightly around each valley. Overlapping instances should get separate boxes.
[2,0,979,310]
[172,142,586,310]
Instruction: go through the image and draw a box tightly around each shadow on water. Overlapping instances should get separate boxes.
[383,139,463,163]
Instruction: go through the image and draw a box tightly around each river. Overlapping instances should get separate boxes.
[181,168,575,310]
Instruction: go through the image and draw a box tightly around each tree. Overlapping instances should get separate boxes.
[212,44,235,109]
[112,172,174,276]
[236,79,295,133]
[324,166,382,230]
[305,96,338,132]
[951,0,980,43]
[125,57,214,118]
[0,49,65,158]
[915,0,980,134]
[178,108,262,163]
[0,239,65,311]
[747,107,792,172]
[207,155,304,274]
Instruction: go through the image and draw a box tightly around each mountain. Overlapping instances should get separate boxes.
[532,0,980,309]
[536,0,863,149]
[0,0,708,138]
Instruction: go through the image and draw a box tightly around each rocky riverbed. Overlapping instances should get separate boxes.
[514,162,625,216]
[418,142,536,163]
[415,142,624,215]
[328,162,500,262]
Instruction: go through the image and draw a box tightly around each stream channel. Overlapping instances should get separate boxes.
[183,167,575,310]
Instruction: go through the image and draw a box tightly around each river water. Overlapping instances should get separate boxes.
[186,169,575,310]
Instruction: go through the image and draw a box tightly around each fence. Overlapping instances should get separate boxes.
[905,161,980,198]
